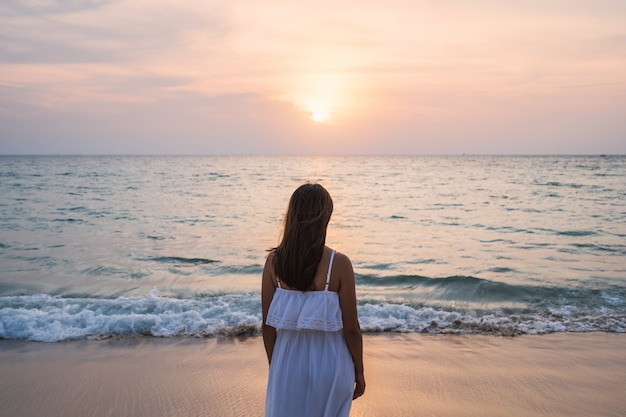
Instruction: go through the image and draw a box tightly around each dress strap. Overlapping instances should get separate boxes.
[276,276,282,289]
[324,250,336,291]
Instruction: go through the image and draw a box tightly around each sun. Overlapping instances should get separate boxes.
[307,99,330,123]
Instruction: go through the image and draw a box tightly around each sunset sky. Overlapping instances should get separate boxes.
[1,0,625,155]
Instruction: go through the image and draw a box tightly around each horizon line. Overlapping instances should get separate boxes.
[0,153,624,157]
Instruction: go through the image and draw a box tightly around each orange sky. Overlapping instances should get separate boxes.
[1,0,625,154]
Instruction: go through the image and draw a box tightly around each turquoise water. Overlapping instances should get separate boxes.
[1,155,625,341]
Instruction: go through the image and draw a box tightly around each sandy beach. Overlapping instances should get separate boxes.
[1,333,624,417]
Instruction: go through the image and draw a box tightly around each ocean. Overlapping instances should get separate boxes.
[0,155,624,342]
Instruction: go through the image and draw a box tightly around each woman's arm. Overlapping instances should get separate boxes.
[262,252,277,364]
[336,252,365,399]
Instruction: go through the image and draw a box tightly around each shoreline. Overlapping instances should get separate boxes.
[1,333,625,417]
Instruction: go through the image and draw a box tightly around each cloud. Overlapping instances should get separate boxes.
[0,1,230,64]
[0,0,115,16]
[1,0,625,155]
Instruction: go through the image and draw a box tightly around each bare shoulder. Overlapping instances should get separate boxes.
[333,251,353,268]
[263,252,276,280]
[332,251,354,280]
[331,251,356,294]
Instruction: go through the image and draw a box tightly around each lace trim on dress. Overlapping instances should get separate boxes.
[265,315,343,332]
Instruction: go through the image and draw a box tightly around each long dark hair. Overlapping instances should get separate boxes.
[272,183,333,291]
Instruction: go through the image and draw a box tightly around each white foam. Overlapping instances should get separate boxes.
[0,293,262,342]
[1,294,624,342]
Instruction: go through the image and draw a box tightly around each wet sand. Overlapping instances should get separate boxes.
[1,333,624,417]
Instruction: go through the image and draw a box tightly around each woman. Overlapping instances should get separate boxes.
[262,183,365,417]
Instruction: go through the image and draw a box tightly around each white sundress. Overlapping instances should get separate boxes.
[265,250,355,417]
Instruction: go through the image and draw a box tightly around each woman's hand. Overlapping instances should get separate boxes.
[353,373,366,400]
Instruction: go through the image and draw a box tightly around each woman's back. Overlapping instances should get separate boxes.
[264,249,355,417]
[262,184,365,417]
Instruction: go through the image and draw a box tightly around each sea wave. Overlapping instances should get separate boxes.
[1,290,624,342]
[139,256,219,265]
[0,291,260,342]
[356,274,626,307]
